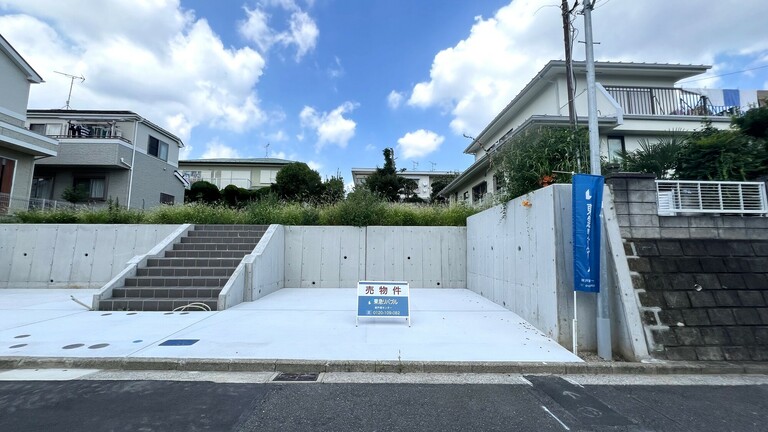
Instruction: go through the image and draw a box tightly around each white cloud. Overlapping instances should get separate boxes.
[201,140,241,159]
[0,2,269,143]
[408,0,768,136]
[365,143,376,151]
[387,90,404,109]
[265,130,289,142]
[307,160,322,172]
[396,129,444,159]
[328,56,344,78]
[239,0,318,61]
[300,102,358,151]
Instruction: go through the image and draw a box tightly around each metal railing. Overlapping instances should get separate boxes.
[48,134,133,144]
[656,180,768,216]
[604,86,740,117]
[0,192,83,215]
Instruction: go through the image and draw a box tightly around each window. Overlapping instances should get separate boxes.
[73,177,107,200]
[148,136,169,161]
[259,169,279,184]
[472,181,488,204]
[31,176,55,199]
[462,191,469,202]
[159,193,175,205]
[29,123,62,136]
[607,136,625,163]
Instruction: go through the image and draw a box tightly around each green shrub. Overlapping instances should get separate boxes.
[15,209,80,223]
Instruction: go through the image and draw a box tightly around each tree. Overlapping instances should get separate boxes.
[322,176,345,204]
[617,134,686,179]
[675,126,768,181]
[61,184,89,204]
[271,162,323,202]
[185,180,220,204]
[732,104,768,139]
[364,148,418,202]
[429,174,459,203]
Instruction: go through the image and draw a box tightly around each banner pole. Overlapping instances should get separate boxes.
[572,291,578,356]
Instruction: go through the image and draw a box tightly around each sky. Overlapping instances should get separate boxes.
[1,0,767,189]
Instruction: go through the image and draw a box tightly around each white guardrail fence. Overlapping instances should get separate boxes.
[656,180,768,216]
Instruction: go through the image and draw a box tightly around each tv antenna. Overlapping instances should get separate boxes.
[412,161,419,170]
[54,71,85,110]
[429,161,437,171]
[265,142,270,157]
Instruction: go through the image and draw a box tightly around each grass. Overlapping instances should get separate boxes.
[10,197,479,227]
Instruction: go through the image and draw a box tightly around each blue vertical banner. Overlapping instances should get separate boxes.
[572,174,604,292]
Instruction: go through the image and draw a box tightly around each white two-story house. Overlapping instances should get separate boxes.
[27,110,187,209]
[441,60,768,204]
[0,34,58,214]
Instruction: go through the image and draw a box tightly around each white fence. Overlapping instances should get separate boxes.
[656,180,768,216]
[0,192,83,214]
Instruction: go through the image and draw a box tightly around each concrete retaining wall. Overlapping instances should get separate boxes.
[284,226,467,288]
[0,224,181,288]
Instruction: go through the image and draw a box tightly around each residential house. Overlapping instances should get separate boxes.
[178,158,295,190]
[27,109,187,209]
[0,34,58,213]
[440,60,768,205]
[351,168,458,201]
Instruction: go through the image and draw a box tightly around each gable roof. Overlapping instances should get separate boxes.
[0,33,43,83]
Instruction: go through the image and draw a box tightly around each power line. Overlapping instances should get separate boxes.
[677,64,768,84]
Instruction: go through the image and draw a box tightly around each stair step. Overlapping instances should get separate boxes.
[194,224,269,231]
[136,267,235,277]
[113,287,222,299]
[146,257,243,267]
[180,236,261,244]
[164,250,250,258]
[124,276,230,287]
[99,297,217,312]
[173,243,254,251]
[188,230,266,238]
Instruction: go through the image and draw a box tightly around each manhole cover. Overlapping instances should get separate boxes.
[159,339,199,346]
[273,373,319,382]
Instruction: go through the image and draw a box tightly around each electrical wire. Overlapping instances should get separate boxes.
[677,64,768,84]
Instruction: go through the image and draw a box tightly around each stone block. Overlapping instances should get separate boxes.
[631,214,661,228]
[663,291,691,308]
[620,227,632,238]
[628,257,651,272]
[718,274,746,290]
[722,346,751,361]
[727,241,756,256]
[631,274,646,290]
[749,347,768,361]
[725,326,755,345]
[681,240,708,256]
[724,259,752,273]
[612,189,628,203]
[634,241,659,256]
[718,217,746,228]
[660,228,692,239]
[734,308,762,325]
[632,227,661,238]
[643,274,670,290]
[742,274,768,290]
[651,328,679,347]
[668,273,695,290]
[629,203,659,216]
[689,228,720,239]
[719,228,748,239]
[708,309,736,325]
[682,308,711,326]
[706,241,737,257]
[695,347,725,361]
[689,217,718,228]
[623,241,634,256]
[698,257,728,272]
[660,218,690,228]
[675,257,702,273]
[758,308,768,325]
[614,202,629,216]
[737,290,766,307]
[658,309,684,326]
[745,257,768,273]
[638,290,666,308]
[628,190,657,203]
[713,291,741,307]
[651,257,678,273]
[754,327,768,345]
[656,240,683,255]
[606,177,628,190]
[752,242,768,256]
[750,230,768,240]
[618,215,631,227]
[624,176,658,191]
[745,219,768,229]
[692,274,721,290]
[642,310,658,325]
[688,291,716,308]
[665,346,698,361]
[700,327,730,345]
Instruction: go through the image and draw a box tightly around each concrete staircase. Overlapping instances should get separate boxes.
[98,225,267,312]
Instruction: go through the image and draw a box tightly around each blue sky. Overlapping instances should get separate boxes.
[1,0,767,188]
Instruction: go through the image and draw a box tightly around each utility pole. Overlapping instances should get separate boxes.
[582,0,612,361]
[561,0,578,128]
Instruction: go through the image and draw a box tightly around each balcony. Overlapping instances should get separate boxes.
[604,86,747,117]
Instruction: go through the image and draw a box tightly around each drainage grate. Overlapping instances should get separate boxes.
[159,339,199,346]
[272,373,319,382]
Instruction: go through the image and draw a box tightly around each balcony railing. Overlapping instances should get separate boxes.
[49,134,133,144]
[656,180,768,216]
[604,86,741,117]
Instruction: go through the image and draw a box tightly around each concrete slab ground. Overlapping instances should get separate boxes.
[0,288,581,363]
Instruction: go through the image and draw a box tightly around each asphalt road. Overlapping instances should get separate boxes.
[1,374,767,431]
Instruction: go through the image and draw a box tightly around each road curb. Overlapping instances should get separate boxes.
[1,357,767,375]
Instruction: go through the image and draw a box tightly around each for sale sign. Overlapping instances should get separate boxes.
[356,281,411,326]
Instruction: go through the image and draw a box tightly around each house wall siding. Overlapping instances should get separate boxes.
[129,151,184,208]
[0,147,34,207]
[0,52,31,117]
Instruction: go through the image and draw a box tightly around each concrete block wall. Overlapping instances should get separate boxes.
[0,224,181,288]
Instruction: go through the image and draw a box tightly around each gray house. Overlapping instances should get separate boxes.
[0,34,58,213]
[27,109,187,209]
